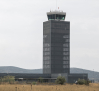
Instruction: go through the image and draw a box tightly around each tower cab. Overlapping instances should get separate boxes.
[47,10,66,21]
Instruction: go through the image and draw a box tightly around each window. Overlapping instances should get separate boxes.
[43,35,47,38]
[63,65,68,68]
[56,15,65,20]
[63,61,68,64]
[63,52,69,55]
[43,56,50,60]
[63,35,69,38]
[44,52,50,55]
[44,43,50,47]
[48,14,55,20]
[63,56,69,60]
[43,48,50,51]
[44,61,50,64]
[44,65,50,68]
[65,39,69,42]
[63,43,68,47]
[63,48,68,51]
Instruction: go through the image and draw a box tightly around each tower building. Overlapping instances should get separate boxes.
[0,10,88,83]
[43,11,70,74]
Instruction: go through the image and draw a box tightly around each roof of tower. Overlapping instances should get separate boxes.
[47,10,66,15]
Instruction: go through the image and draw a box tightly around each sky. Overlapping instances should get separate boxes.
[0,0,99,72]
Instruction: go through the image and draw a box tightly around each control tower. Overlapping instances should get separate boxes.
[47,11,66,20]
[43,10,70,75]
[0,10,88,84]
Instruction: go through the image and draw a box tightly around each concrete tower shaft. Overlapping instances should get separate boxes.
[43,11,70,74]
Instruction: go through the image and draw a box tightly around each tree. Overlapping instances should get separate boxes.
[55,76,66,85]
[77,79,90,85]
[0,75,15,84]
[77,79,85,85]
[38,77,43,83]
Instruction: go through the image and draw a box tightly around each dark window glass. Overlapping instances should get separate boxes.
[48,14,55,20]
[56,14,65,20]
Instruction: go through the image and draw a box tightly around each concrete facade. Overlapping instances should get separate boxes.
[43,20,70,74]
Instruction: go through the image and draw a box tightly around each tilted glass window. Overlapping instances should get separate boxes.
[48,14,65,20]
[56,14,65,20]
[48,14,55,20]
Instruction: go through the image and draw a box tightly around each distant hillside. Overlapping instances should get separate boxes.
[70,68,99,80]
[0,66,99,80]
[0,66,42,73]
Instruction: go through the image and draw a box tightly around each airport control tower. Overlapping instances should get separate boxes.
[43,10,70,74]
[0,10,88,84]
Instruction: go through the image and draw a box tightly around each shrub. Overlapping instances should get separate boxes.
[0,75,15,84]
[77,79,85,85]
[84,80,90,85]
[32,81,36,85]
[55,76,66,85]
[77,79,90,85]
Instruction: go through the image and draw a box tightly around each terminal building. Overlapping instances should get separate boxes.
[0,11,88,83]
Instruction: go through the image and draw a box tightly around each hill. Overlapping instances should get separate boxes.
[70,68,99,81]
[0,66,42,73]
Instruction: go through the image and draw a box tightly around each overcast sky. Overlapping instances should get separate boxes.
[0,0,99,72]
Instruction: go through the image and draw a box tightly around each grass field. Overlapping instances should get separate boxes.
[0,83,99,91]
